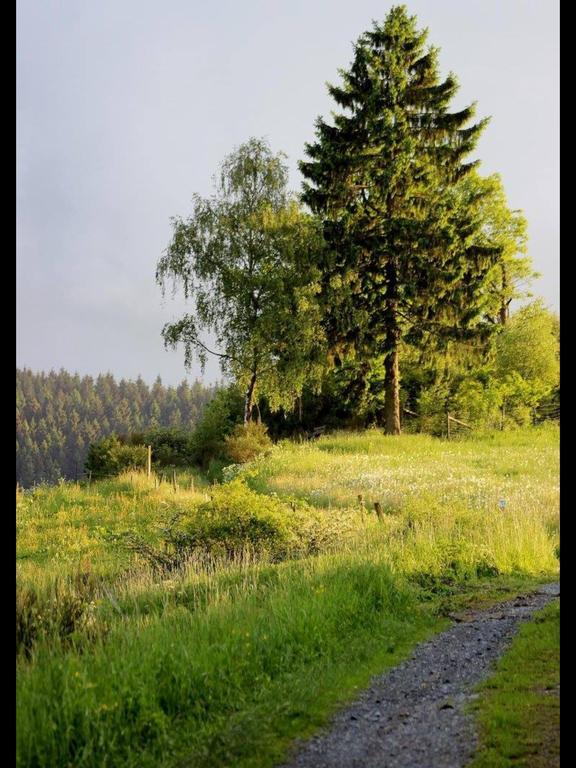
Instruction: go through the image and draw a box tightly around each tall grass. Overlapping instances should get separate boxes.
[16,425,559,767]
[16,469,209,582]
[17,555,442,768]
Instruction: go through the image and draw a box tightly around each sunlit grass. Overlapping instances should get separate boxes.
[16,469,210,582]
[16,425,559,767]
[245,424,558,512]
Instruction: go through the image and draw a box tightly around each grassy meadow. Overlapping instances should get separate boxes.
[16,425,559,767]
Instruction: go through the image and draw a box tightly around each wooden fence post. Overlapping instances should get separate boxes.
[147,445,152,479]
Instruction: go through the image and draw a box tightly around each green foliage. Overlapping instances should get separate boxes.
[166,479,297,560]
[131,478,358,567]
[495,300,559,387]
[157,138,326,422]
[454,172,534,324]
[130,427,195,467]
[85,436,148,479]
[224,421,273,464]
[189,385,244,468]
[399,301,559,431]
[300,5,499,432]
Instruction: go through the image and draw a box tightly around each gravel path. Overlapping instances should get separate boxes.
[280,583,560,768]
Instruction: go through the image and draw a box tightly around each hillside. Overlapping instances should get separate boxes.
[16,368,218,488]
[16,425,559,767]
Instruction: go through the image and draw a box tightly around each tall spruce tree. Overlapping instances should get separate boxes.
[300,5,499,433]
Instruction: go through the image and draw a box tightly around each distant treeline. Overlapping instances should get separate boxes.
[16,369,218,488]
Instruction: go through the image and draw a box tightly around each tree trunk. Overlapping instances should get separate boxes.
[499,265,509,326]
[244,372,257,424]
[383,345,401,434]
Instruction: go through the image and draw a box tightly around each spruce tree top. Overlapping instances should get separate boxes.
[301,5,488,214]
[299,5,497,356]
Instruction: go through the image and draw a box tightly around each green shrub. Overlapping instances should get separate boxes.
[224,421,273,463]
[206,458,227,484]
[189,386,244,468]
[129,427,195,467]
[166,479,297,560]
[153,479,358,566]
[84,437,148,479]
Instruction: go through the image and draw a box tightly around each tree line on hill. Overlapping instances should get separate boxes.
[16,369,217,488]
[81,293,558,485]
[16,292,558,490]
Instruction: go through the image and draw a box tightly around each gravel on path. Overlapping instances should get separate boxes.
[279,583,560,768]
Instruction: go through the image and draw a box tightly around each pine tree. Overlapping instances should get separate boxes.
[16,369,219,487]
[300,5,498,433]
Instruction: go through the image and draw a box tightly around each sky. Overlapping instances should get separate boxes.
[17,0,559,387]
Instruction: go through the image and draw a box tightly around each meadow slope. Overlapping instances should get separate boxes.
[16,425,559,768]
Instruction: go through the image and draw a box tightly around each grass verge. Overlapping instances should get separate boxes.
[468,600,560,767]
[17,557,443,768]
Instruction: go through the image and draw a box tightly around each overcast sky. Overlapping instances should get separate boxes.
[17,0,559,387]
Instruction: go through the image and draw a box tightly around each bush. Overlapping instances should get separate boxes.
[129,428,195,467]
[129,479,357,568]
[189,386,244,468]
[206,458,228,484]
[224,421,273,463]
[164,479,298,561]
[85,437,148,479]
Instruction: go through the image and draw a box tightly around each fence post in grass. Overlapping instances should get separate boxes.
[189,476,194,491]
[172,470,177,493]
[87,470,92,490]
[147,445,152,479]
[374,501,383,520]
[447,412,451,440]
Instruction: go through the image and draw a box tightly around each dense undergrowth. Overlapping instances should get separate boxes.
[16,425,559,767]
